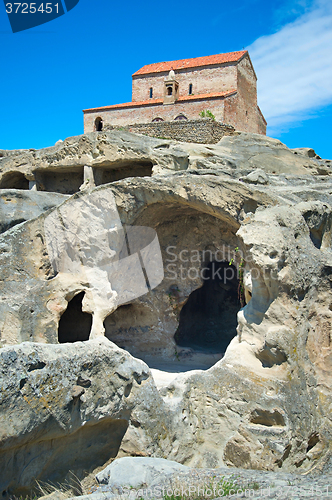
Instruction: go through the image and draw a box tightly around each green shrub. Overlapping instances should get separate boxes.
[199,110,216,120]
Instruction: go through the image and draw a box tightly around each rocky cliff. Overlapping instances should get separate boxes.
[1,130,332,496]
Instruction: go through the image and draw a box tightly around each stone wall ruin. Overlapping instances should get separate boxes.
[112,119,235,144]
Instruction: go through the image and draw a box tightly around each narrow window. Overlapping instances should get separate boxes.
[167,87,173,96]
[189,83,193,95]
[149,87,153,98]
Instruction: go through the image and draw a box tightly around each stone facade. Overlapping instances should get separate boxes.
[131,62,237,102]
[83,51,267,136]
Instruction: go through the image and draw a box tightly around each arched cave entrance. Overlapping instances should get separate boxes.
[0,171,29,190]
[90,186,259,385]
[58,292,92,343]
[101,202,245,371]
[174,261,240,354]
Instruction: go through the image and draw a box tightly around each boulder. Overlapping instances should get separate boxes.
[96,457,188,488]
[0,338,165,498]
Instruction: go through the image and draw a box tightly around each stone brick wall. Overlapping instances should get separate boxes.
[221,57,266,135]
[235,56,258,134]
[84,97,227,132]
[104,119,235,144]
[257,107,267,135]
[132,63,237,102]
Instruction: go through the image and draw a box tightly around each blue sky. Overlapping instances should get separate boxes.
[1,0,331,159]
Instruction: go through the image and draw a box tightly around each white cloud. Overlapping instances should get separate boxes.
[248,0,332,132]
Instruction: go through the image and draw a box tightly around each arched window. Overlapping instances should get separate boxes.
[95,117,103,132]
[189,83,193,95]
[149,87,153,98]
[167,87,173,96]
[174,114,187,121]
[152,117,164,122]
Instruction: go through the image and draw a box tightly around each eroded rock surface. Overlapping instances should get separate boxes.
[68,458,332,500]
[0,338,162,497]
[0,131,331,196]
[96,456,188,488]
[0,189,68,234]
[1,130,332,494]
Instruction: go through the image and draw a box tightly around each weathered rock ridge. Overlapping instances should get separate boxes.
[1,130,332,496]
[0,131,331,194]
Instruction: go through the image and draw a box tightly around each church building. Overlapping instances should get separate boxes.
[83,51,266,135]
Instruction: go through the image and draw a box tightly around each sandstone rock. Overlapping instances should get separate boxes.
[241,168,268,185]
[0,170,273,348]
[0,148,31,158]
[292,147,321,159]
[0,131,330,196]
[1,129,332,492]
[38,492,68,500]
[0,338,165,498]
[96,456,188,488]
[184,132,331,176]
[0,132,188,194]
[0,189,68,234]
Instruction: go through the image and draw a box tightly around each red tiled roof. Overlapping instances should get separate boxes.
[177,90,237,103]
[83,90,237,113]
[83,99,163,113]
[132,51,248,76]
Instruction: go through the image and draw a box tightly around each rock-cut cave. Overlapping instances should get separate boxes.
[174,261,240,354]
[58,292,92,343]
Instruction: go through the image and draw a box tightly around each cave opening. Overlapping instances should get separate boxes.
[93,161,154,186]
[0,171,29,190]
[174,261,240,354]
[35,168,84,194]
[58,292,92,343]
